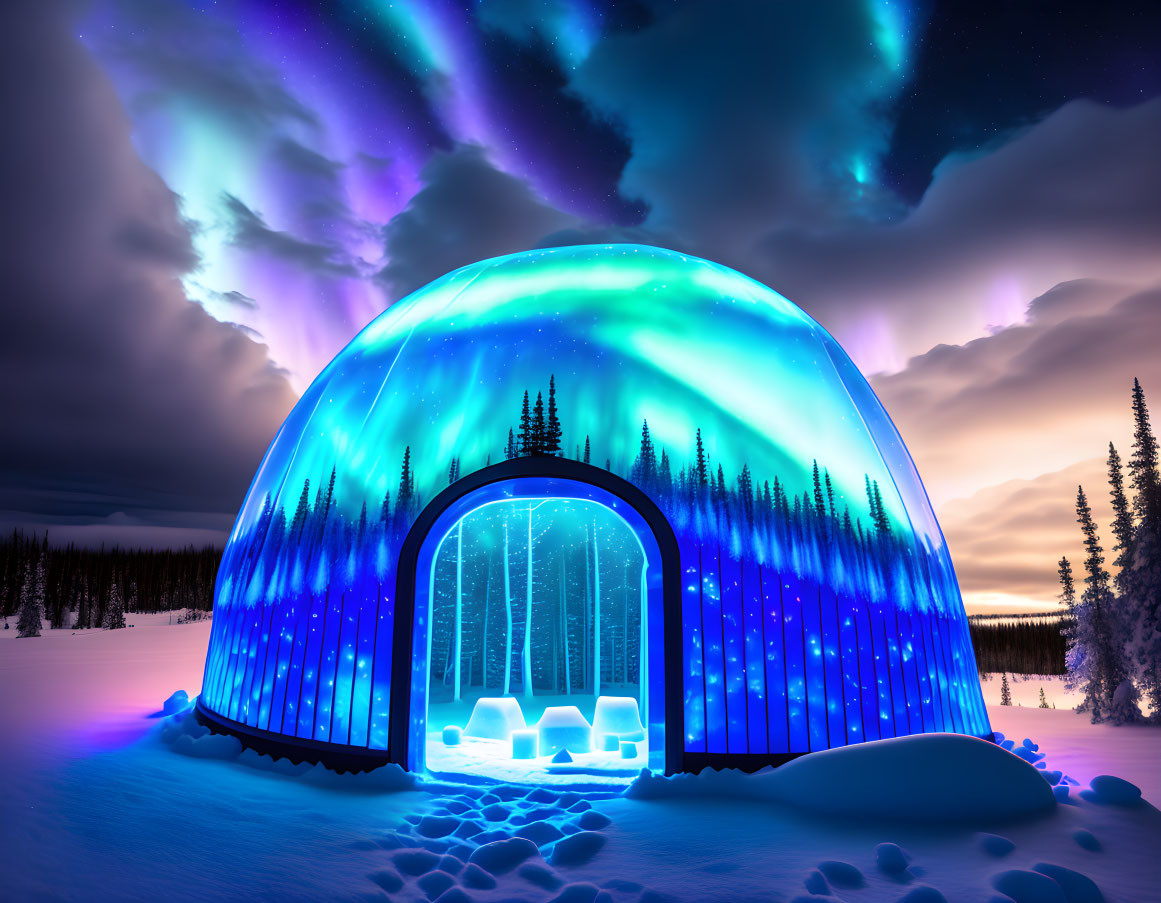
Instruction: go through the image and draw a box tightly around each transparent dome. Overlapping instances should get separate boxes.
[199,244,988,774]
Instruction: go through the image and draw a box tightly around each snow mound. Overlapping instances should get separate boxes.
[550,830,607,867]
[627,734,1056,823]
[817,860,863,887]
[464,696,526,741]
[467,836,539,874]
[1032,863,1104,903]
[991,869,1068,903]
[875,842,910,875]
[978,833,1015,857]
[157,702,414,789]
[162,690,191,715]
[898,886,947,903]
[1081,775,1142,807]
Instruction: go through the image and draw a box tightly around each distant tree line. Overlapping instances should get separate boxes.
[1058,378,1161,723]
[968,616,1070,675]
[2,529,220,636]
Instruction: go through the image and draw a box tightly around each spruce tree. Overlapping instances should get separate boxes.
[694,429,708,493]
[103,581,126,630]
[1038,687,1050,709]
[1129,378,1160,521]
[1000,672,1012,706]
[737,464,754,526]
[396,446,414,524]
[1076,485,1137,722]
[583,435,591,466]
[291,479,311,538]
[517,391,532,456]
[1127,379,1161,718]
[634,420,656,490]
[531,391,546,454]
[1108,442,1135,596]
[545,375,562,456]
[812,460,826,520]
[506,429,518,460]
[16,561,41,637]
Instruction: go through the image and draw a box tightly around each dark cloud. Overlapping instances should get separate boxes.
[88,0,317,131]
[274,139,346,182]
[379,145,580,300]
[570,1,905,248]
[873,280,1161,501]
[0,2,296,543]
[749,99,1161,371]
[222,193,362,278]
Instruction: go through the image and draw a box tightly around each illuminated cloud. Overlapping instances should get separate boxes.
[0,4,295,538]
[569,1,911,247]
[378,145,581,301]
[752,99,1161,373]
[873,280,1161,610]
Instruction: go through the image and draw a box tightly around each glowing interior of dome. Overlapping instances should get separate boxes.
[414,496,662,783]
[199,244,989,773]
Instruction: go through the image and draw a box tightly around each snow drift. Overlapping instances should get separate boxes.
[627,733,1056,823]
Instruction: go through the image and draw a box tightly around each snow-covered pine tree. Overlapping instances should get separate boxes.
[1058,556,1082,709]
[1108,442,1135,596]
[33,550,46,622]
[16,561,41,637]
[1000,672,1012,705]
[103,581,126,629]
[1076,485,1137,723]
[76,575,90,629]
[1038,687,1050,708]
[1127,378,1161,719]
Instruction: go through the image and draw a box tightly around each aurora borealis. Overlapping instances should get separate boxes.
[4,1,1161,612]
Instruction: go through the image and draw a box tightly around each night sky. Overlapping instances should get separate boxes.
[2,0,1160,611]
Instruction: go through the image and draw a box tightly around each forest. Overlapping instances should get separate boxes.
[427,498,645,705]
[1056,378,1161,723]
[3,529,218,634]
[967,615,1069,675]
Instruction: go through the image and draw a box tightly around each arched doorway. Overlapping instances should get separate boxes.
[389,458,683,781]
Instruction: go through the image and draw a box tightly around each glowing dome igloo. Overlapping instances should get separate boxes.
[198,244,989,778]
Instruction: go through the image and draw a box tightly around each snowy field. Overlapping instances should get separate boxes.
[2,620,1160,902]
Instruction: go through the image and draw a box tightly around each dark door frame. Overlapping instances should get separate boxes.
[387,456,685,775]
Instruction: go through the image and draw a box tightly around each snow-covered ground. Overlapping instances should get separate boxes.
[2,621,1160,902]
